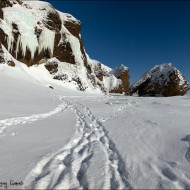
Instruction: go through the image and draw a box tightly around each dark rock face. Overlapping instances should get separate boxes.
[7,60,15,67]
[110,65,130,93]
[64,19,81,38]
[53,33,75,65]
[0,0,12,19]
[0,44,5,63]
[0,44,15,66]
[45,11,62,32]
[94,63,109,81]
[130,64,189,97]
[44,60,58,74]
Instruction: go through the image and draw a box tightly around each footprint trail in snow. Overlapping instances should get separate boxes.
[23,99,132,189]
[0,102,67,135]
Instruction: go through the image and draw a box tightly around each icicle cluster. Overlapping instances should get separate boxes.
[1,5,55,60]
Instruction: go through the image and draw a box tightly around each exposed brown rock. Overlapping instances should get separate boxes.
[49,85,54,89]
[0,43,5,63]
[110,65,130,93]
[53,33,75,64]
[0,27,8,50]
[79,36,91,74]
[130,64,189,97]
[16,0,22,5]
[0,43,15,66]
[35,26,42,42]
[53,74,68,81]
[45,11,62,32]
[94,63,109,81]
[96,73,104,81]
[63,18,91,73]
[64,20,81,38]
[73,77,87,91]
[45,60,58,74]
[0,0,12,19]
[7,60,15,67]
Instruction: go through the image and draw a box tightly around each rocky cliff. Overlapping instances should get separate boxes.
[0,0,129,93]
[129,63,189,97]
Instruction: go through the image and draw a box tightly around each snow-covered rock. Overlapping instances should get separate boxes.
[110,64,130,93]
[129,63,189,96]
[89,60,130,93]
[0,0,129,93]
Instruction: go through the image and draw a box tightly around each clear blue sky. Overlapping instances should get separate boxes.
[47,0,190,84]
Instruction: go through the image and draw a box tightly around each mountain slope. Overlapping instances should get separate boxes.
[0,0,129,93]
[130,63,189,96]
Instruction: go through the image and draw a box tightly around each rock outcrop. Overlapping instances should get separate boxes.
[90,60,130,93]
[0,0,129,93]
[0,44,5,63]
[129,63,189,97]
[110,65,130,93]
[0,43,15,66]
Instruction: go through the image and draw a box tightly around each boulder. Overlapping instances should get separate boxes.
[129,63,189,97]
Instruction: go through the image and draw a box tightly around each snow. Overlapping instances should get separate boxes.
[0,19,14,52]
[1,2,190,189]
[103,75,121,91]
[88,58,112,74]
[1,58,190,189]
[87,57,123,92]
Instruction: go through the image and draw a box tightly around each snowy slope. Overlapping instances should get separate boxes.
[1,61,190,189]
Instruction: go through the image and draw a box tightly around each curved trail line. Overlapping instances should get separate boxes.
[0,102,67,135]
[23,100,132,189]
[99,100,132,123]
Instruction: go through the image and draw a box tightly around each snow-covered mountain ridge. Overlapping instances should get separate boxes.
[130,63,189,96]
[0,0,130,93]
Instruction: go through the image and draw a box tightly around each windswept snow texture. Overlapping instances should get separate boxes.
[0,63,190,189]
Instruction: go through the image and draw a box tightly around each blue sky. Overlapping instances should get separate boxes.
[47,0,190,84]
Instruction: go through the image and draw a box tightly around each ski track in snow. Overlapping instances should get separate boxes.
[23,98,133,189]
[181,135,190,164]
[0,102,67,136]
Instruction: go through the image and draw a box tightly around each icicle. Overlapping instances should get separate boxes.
[38,27,55,57]
[15,35,21,59]
[6,35,14,53]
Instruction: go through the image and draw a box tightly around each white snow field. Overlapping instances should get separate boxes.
[0,63,190,189]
